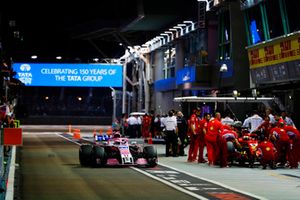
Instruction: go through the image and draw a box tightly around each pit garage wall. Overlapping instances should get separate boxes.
[155,91,182,115]
[152,41,185,115]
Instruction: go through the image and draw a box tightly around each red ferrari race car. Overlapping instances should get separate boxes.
[79,132,158,168]
[236,132,260,167]
[225,127,261,168]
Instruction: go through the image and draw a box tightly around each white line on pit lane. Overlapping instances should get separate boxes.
[156,163,268,200]
[23,132,63,135]
[131,167,210,200]
[56,132,81,145]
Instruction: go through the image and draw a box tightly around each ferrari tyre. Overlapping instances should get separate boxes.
[79,144,93,166]
[143,146,158,167]
[227,141,235,153]
[93,146,106,167]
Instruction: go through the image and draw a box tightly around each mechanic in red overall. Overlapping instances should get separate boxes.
[254,115,273,140]
[205,112,223,165]
[187,108,201,162]
[269,119,291,167]
[217,125,239,167]
[197,113,210,163]
[284,125,300,168]
[142,113,152,138]
[257,140,277,169]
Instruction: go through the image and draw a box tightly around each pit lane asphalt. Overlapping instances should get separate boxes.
[15,126,300,200]
[16,132,196,200]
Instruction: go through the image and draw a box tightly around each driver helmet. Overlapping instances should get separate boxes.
[113,132,121,138]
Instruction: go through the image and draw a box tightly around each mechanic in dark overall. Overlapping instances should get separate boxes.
[176,111,188,156]
[163,110,178,157]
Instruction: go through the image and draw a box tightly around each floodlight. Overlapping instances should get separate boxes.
[233,90,238,97]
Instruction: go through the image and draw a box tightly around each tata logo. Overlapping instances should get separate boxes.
[20,64,31,71]
[18,64,33,85]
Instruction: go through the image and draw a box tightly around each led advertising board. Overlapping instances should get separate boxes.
[247,32,300,69]
[12,63,123,87]
[248,32,300,84]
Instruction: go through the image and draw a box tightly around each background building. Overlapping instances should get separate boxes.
[125,0,299,127]
[133,0,251,119]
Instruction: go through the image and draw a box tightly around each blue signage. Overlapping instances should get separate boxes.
[12,63,123,87]
[250,20,261,44]
[176,66,196,85]
[154,78,176,92]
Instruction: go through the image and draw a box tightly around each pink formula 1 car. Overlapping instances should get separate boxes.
[79,133,158,168]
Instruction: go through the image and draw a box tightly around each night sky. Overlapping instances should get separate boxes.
[2,1,141,62]
[2,0,198,62]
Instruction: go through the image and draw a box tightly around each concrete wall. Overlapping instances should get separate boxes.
[152,40,187,115]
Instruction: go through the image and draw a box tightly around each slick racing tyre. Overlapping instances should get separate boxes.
[227,141,235,153]
[226,141,235,165]
[93,146,106,167]
[79,144,93,166]
[143,146,158,167]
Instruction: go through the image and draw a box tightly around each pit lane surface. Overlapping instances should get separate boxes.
[15,126,300,200]
[17,132,196,200]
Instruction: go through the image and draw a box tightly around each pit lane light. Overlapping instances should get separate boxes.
[31,55,38,59]
[183,21,196,33]
[164,31,174,41]
[233,90,238,97]
[252,89,258,97]
[233,90,239,100]
[138,20,197,53]
[169,28,179,38]
[197,0,211,11]
[155,36,165,46]
[160,33,170,43]
[176,23,188,35]
[173,26,185,37]
[93,58,99,62]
